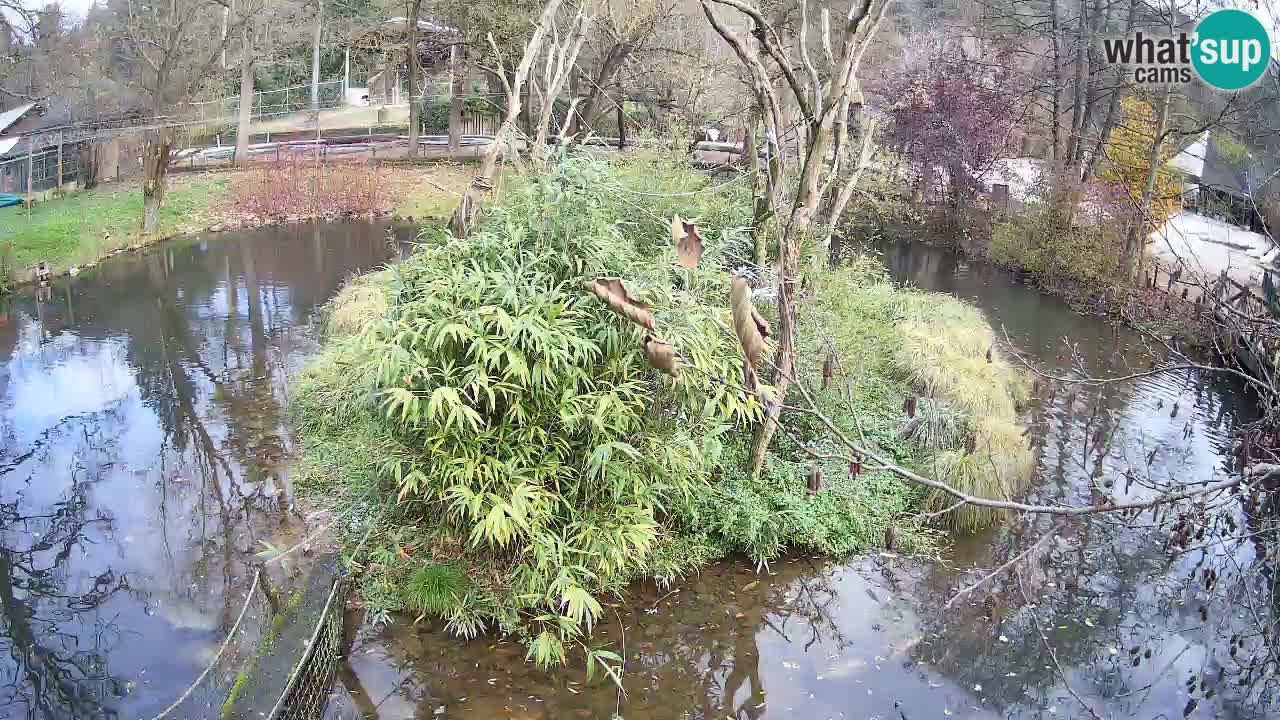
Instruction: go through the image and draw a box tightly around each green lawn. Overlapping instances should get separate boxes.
[0,173,232,278]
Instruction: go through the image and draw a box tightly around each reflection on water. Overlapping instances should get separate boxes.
[0,221,408,719]
[327,239,1277,719]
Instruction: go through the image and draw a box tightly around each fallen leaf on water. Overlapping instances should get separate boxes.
[742,580,759,591]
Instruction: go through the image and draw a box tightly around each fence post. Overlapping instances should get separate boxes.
[617,101,625,150]
[57,132,64,189]
[26,145,33,208]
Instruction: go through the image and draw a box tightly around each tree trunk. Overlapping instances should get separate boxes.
[1049,0,1063,162]
[448,43,464,152]
[826,119,878,229]
[1082,0,1137,183]
[745,103,767,267]
[1072,0,1108,168]
[449,0,562,237]
[567,69,582,136]
[518,76,532,139]
[1064,0,1089,167]
[566,43,633,145]
[1123,86,1172,274]
[743,0,890,478]
[405,0,424,158]
[142,129,174,235]
[235,47,255,167]
[311,0,323,111]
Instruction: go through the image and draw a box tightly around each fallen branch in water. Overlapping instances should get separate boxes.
[1017,571,1103,720]
[780,374,1244,517]
[946,526,1060,609]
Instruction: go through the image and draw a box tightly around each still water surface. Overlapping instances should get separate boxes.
[1,225,1274,719]
[0,221,408,719]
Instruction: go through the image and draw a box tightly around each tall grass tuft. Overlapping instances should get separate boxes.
[809,257,1033,531]
[404,563,469,615]
[325,270,391,337]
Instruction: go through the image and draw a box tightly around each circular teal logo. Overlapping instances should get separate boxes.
[1192,9,1272,90]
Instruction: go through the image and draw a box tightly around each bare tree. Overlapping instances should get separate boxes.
[118,0,250,232]
[563,0,673,144]
[0,1,42,100]
[449,0,563,237]
[311,0,324,111]
[530,2,592,163]
[703,0,889,476]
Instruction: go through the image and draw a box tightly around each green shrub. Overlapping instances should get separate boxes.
[312,155,754,666]
[294,154,1032,669]
[419,96,502,133]
[990,209,1121,286]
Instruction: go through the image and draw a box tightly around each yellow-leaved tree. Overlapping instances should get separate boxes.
[1100,96,1182,238]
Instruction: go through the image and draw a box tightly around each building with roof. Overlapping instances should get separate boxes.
[1168,130,1276,234]
[0,98,146,199]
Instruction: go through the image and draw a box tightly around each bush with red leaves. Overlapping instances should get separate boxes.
[230,158,388,220]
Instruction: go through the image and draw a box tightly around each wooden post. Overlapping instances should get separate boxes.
[616,98,624,150]
[26,145,33,208]
[448,44,464,152]
[56,132,64,189]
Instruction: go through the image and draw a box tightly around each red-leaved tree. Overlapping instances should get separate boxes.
[878,39,1023,217]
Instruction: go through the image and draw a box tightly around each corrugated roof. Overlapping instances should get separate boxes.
[1169,131,1207,178]
[0,104,35,134]
[1198,135,1279,199]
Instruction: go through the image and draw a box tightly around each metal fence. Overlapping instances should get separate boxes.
[0,146,81,195]
[274,577,346,720]
[187,79,348,124]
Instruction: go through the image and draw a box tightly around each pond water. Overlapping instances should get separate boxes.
[326,239,1277,720]
[2,224,1274,720]
[0,221,412,719]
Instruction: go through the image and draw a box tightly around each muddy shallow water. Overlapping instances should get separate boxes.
[326,239,1277,720]
[0,221,412,719]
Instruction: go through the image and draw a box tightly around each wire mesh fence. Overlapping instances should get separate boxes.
[0,147,83,195]
[187,79,348,124]
[275,578,346,720]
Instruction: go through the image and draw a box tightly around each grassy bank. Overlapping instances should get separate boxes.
[290,154,1032,669]
[0,162,474,288]
[0,173,233,278]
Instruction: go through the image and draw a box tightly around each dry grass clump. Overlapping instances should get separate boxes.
[325,270,392,337]
[815,258,1034,531]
